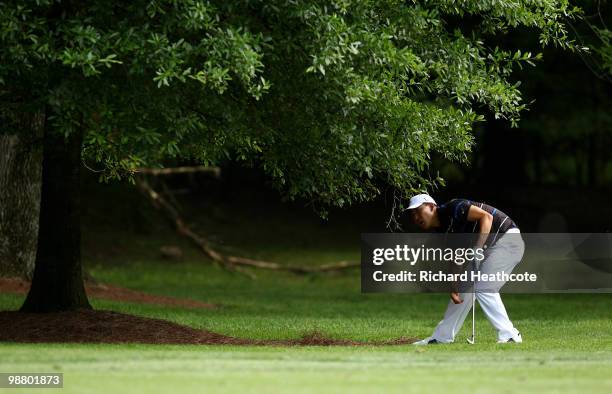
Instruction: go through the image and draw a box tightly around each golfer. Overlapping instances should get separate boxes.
[407,194,525,344]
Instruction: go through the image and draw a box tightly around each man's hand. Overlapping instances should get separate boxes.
[450,292,463,304]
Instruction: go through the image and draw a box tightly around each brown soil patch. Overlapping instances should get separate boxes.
[0,309,417,346]
[0,277,215,310]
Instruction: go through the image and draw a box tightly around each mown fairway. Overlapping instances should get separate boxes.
[1,255,611,393]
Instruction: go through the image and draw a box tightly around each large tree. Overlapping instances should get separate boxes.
[0,0,579,312]
[0,129,42,279]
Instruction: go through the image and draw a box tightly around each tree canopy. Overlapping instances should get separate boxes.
[0,0,582,215]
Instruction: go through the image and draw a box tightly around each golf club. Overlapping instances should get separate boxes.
[467,290,475,344]
[467,257,479,345]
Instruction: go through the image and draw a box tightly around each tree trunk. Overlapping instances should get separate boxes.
[0,114,44,279]
[20,118,91,312]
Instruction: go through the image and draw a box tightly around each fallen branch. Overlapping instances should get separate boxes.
[134,176,359,276]
[224,255,357,274]
[135,166,221,177]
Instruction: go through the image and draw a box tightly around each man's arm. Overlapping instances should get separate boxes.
[467,205,493,248]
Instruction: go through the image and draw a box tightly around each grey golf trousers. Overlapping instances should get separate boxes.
[430,228,525,343]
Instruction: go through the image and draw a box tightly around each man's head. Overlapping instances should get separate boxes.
[406,194,438,230]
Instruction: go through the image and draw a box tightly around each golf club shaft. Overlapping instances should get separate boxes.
[472,290,475,342]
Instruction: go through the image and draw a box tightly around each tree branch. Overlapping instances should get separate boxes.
[135,166,221,177]
[134,175,359,276]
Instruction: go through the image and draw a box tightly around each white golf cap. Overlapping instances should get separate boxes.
[406,194,436,210]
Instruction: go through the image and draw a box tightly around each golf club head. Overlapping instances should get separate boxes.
[466,337,475,345]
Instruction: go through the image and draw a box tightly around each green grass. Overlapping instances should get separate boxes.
[1,259,611,393]
[1,191,611,393]
[1,344,611,394]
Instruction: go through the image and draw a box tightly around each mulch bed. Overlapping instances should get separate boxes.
[0,309,416,346]
[0,278,417,346]
[0,277,215,310]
